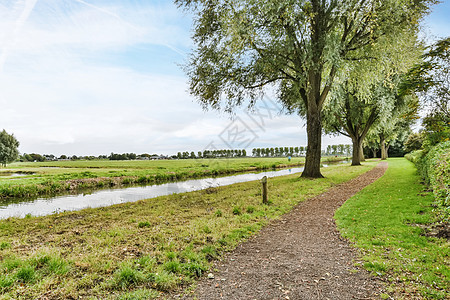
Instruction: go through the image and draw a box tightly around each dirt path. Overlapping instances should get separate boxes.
[177,162,388,300]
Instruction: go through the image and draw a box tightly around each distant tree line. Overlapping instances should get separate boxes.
[19,153,163,162]
[177,149,247,159]
[20,153,110,162]
[252,147,304,157]
[323,144,352,157]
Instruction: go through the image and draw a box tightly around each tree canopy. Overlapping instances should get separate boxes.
[402,37,450,147]
[0,130,20,167]
[176,0,435,177]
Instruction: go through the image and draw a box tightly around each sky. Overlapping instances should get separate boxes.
[0,0,449,157]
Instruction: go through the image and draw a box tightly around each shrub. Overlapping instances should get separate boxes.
[425,142,450,207]
[408,142,449,221]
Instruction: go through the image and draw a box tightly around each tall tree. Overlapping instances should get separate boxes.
[0,130,20,167]
[323,23,423,165]
[402,37,450,147]
[176,0,434,177]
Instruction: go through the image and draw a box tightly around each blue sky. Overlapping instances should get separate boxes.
[0,0,448,156]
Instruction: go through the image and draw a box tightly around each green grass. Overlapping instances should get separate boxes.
[335,158,449,299]
[0,161,374,299]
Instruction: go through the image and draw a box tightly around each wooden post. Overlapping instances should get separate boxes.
[261,176,268,204]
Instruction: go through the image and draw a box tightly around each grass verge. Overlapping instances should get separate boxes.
[0,162,374,299]
[335,158,449,299]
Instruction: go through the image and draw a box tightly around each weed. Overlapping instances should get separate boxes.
[165,252,176,261]
[138,221,151,228]
[153,271,177,291]
[246,206,255,214]
[201,245,217,261]
[16,265,35,283]
[232,207,241,215]
[116,288,159,300]
[215,210,223,217]
[182,261,207,278]
[163,260,181,273]
[0,241,10,250]
[114,266,144,288]
[202,225,212,234]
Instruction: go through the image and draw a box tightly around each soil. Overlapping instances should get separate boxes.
[175,162,388,300]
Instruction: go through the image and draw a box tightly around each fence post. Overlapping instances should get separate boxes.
[261,176,268,204]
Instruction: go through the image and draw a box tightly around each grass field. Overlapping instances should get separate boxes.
[335,158,449,299]
[0,161,373,299]
[0,157,346,200]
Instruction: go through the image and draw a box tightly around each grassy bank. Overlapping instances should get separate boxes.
[0,162,373,299]
[0,158,308,200]
[0,157,349,201]
[335,158,449,299]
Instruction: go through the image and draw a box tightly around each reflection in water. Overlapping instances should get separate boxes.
[0,168,304,219]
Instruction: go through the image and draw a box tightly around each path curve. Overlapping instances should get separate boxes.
[177,161,388,300]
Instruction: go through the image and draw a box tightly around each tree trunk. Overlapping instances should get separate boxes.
[381,135,387,160]
[351,138,362,166]
[359,143,365,162]
[302,105,323,178]
[372,149,377,158]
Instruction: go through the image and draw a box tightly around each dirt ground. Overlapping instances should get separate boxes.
[175,162,388,300]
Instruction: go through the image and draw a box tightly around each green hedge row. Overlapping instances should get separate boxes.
[405,141,449,220]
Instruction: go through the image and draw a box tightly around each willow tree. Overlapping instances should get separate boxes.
[322,17,425,165]
[176,0,434,177]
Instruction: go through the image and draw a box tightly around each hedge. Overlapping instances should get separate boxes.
[406,141,449,220]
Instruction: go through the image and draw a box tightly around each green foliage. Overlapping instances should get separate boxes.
[404,132,424,153]
[423,142,450,206]
[176,0,433,177]
[0,130,20,167]
[407,142,449,221]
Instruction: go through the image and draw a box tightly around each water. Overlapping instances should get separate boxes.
[0,167,304,219]
[0,172,33,177]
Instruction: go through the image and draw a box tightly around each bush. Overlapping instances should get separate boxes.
[425,142,449,207]
[408,142,449,221]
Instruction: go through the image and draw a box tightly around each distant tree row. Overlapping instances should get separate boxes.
[177,149,247,159]
[20,153,110,162]
[19,153,163,162]
[252,147,304,157]
[323,145,352,157]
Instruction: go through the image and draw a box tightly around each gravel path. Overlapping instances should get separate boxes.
[178,161,388,300]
